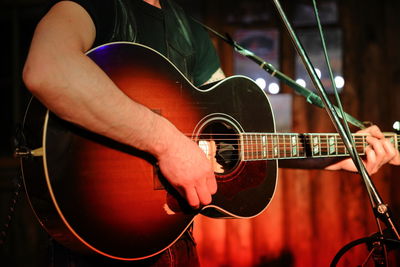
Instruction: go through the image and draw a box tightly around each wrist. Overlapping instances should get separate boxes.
[146,115,184,159]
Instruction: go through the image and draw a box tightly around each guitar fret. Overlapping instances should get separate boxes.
[248,134,251,160]
[325,135,329,156]
[287,135,292,158]
[254,134,258,159]
[250,134,253,159]
[273,135,279,158]
[245,134,249,160]
[321,135,326,156]
[312,135,319,156]
[262,134,267,159]
[320,135,323,156]
[290,135,297,158]
[318,135,323,156]
[242,134,246,160]
[337,136,345,155]
[318,135,322,156]
[290,135,296,158]
[268,135,272,159]
[251,134,255,160]
[284,135,288,158]
[254,134,261,159]
[323,135,329,156]
[363,135,367,154]
[252,134,256,160]
[335,135,339,155]
[287,135,291,158]
[328,135,336,155]
[298,135,305,157]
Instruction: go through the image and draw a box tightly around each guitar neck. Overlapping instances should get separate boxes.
[241,132,400,161]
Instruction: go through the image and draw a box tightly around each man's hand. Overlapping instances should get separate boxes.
[157,134,217,209]
[326,125,400,174]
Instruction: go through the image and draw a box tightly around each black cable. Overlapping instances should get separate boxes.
[0,124,27,247]
[0,172,23,247]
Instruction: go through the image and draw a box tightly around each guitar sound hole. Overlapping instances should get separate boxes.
[197,121,241,176]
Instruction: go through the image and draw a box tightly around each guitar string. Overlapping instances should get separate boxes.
[206,149,365,159]
[193,140,374,147]
[191,134,390,142]
[197,138,371,159]
[195,147,369,154]
[191,136,372,142]
[188,133,397,137]
[194,141,378,148]
[195,143,395,151]
[199,138,368,158]
[189,134,396,142]
[190,136,397,151]
[207,148,365,154]
[200,145,367,158]
[185,134,396,157]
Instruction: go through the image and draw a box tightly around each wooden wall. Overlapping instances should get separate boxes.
[195,0,400,266]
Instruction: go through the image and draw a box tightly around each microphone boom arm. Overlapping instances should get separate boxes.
[195,19,366,130]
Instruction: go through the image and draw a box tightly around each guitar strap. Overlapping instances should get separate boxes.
[111,0,196,83]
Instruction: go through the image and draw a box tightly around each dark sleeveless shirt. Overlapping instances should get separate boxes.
[59,0,220,86]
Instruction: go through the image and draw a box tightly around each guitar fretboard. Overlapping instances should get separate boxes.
[240,133,399,161]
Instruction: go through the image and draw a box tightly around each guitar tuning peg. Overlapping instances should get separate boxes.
[393,121,400,133]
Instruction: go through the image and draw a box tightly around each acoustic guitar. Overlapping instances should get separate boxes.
[19,42,399,261]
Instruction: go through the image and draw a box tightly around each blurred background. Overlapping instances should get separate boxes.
[1,0,400,266]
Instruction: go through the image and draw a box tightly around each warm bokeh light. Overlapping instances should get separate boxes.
[296,78,306,88]
[268,82,280,94]
[255,78,267,90]
[334,75,345,89]
[393,121,400,131]
[315,68,322,78]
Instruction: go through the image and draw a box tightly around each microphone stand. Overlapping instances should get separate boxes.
[270,0,400,265]
[194,19,366,130]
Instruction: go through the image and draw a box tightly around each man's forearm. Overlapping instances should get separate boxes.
[23,44,176,159]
